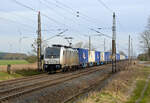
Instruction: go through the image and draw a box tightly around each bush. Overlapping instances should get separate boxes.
[25,56,37,63]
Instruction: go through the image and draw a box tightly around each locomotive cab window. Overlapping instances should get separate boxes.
[45,47,60,59]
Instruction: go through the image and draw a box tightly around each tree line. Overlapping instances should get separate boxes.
[139,16,150,60]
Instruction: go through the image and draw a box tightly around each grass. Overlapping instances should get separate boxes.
[126,66,150,103]
[78,64,150,103]
[0,60,29,65]
[140,80,150,103]
[0,70,42,81]
[0,72,22,81]
[126,80,146,103]
[15,69,42,76]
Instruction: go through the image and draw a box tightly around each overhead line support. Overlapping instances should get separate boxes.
[37,11,42,71]
[112,12,116,73]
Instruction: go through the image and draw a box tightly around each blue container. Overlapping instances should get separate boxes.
[125,56,128,59]
[95,51,100,65]
[104,52,111,62]
[77,48,88,67]
[116,53,120,61]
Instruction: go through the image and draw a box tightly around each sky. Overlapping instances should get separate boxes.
[0,0,150,56]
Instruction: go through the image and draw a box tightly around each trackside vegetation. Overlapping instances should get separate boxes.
[126,66,150,103]
[0,60,29,65]
[78,64,150,103]
[0,69,42,81]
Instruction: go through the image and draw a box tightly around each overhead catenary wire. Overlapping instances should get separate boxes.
[51,0,116,38]
[53,0,101,24]
[0,10,37,29]
[40,0,78,24]
[37,0,97,41]
[0,16,34,31]
[40,0,96,34]
[49,0,101,28]
[96,0,113,13]
[11,0,90,34]
[10,0,114,46]
[11,0,66,26]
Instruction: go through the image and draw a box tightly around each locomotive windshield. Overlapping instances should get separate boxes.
[45,47,60,59]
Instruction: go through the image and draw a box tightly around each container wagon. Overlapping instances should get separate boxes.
[95,51,101,65]
[104,52,112,64]
[116,53,120,61]
[88,51,95,66]
[77,48,88,68]
[120,55,125,61]
[100,52,105,64]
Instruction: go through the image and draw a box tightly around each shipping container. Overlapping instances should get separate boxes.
[88,51,95,66]
[125,56,128,60]
[77,48,88,67]
[100,52,105,64]
[120,55,125,60]
[104,52,112,63]
[116,53,120,61]
[95,51,100,65]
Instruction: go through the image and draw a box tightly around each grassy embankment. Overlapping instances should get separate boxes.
[0,70,42,81]
[126,66,150,103]
[0,60,29,65]
[0,60,41,82]
[78,64,150,103]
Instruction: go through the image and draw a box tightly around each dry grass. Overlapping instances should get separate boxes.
[0,63,37,72]
[78,64,141,103]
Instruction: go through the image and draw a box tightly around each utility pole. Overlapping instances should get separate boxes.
[37,11,42,71]
[128,35,131,65]
[104,38,106,52]
[131,38,133,64]
[112,12,116,73]
[89,36,91,51]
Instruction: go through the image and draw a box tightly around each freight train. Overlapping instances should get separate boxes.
[43,45,128,73]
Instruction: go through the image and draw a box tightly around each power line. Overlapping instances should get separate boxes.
[0,16,34,30]
[0,10,37,29]
[51,0,101,28]
[11,0,65,26]
[40,0,76,23]
[53,0,100,23]
[41,0,100,36]
[96,0,113,13]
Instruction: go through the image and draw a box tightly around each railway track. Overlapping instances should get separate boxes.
[0,73,48,87]
[64,62,129,103]
[63,71,115,103]
[0,65,109,102]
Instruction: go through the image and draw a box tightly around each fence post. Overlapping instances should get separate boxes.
[7,64,11,74]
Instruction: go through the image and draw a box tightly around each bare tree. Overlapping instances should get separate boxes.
[31,39,48,55]
[140,17,150,59]
[119,51,126,56]
[73,42,83,48]
[83,42,96,50]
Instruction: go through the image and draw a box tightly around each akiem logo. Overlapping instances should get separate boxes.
[97,55,99,59]
[83,52,86,59]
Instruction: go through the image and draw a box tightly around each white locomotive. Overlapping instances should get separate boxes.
[43,45,79,73]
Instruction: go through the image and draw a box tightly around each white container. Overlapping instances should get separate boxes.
[88,51,95,63]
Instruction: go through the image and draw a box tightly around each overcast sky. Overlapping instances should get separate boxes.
[0,0,150,55]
